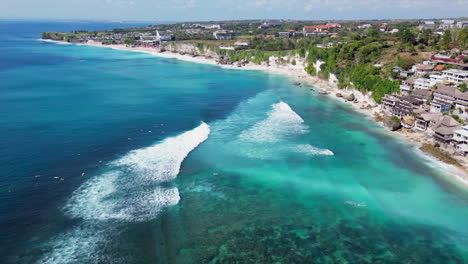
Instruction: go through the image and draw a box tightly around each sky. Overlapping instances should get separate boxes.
[2,0,468,22]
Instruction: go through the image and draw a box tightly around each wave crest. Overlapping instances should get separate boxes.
[239,102,308,143]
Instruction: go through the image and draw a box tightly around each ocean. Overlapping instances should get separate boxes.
[1,21,467,264]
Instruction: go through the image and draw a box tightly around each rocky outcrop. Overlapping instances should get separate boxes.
[346,93,355,101]
[384,116,402,131]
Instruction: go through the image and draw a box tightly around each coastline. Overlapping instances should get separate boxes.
[41,39,468,186]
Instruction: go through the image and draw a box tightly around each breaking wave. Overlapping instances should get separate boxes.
[39,122,210,263]
[239,102,308,143]
[112,122,210,184]
[293,144,334,156]
[237,102,333,159]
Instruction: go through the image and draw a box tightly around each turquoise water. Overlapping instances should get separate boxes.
[1,21,468,264]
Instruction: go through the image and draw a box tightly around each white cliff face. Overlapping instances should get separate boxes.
[161,42,220,59]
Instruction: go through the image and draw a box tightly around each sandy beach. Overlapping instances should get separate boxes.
[42,39,468,185]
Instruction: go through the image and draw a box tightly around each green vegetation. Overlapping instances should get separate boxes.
[43,20,467,105]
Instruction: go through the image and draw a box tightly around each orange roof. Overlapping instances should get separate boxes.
[435,65,445,70]
[316,25,328,29]
[323,30,330,33]
[326,23,341,27]
[288,29,295,32]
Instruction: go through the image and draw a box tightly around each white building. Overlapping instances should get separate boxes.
[414,78,432,90]
[429,74,445,86]
[440,20,455,29]
[213,30,233,40]
[453,126,468,154]
[442,69,468,84]
[457,21,468,29]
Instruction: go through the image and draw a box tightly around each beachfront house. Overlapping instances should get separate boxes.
[453,125,468,155]
[382,94,399,111]
[433,116,462,145]
[415,112,442,131]
[442,69,468,84]
[382,94,419,117]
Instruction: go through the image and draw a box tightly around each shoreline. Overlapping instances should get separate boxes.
[41,39,468,186]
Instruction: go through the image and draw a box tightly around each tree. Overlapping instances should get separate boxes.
[458,29,468,50]
[441,29,452,48]
[459,83,468,92]
[418,29,432,45]
[398,28,416,44]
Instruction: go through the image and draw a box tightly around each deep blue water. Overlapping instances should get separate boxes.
[1,21,468,264]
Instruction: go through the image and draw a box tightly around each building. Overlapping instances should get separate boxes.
[411,88,433,103]
[430,85,468,112]
[420,21,436,30]
[454,91,468,111]
[442,69,468,84]
[393,66,414,78]
[213,30,233,40]
[440,20,456,29]
[413,64,434,76]
[382,94,419,117]
[433,116,462,144]
[392,99,414,117]
[156,31,172,42]
[453,125,468,154]
[415,112,442,131]
[326,23,342,29]
[457,21,468,29]
[430,101,452,113]
[381,94,399,111]
[400,78,415,94]
[258,22,281,29]
[414,78,432,90]
[429,74,445,86]
[303,25,330,35]
[357,24,371,29]
[278,30,296,38]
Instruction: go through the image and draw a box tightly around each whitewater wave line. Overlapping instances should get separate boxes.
[38,122,210,264]
[238,101,334,158]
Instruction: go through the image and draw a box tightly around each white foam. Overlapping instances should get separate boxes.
[39,39,72,45]
[294,144,334,156]
[112,122,210,183]
[36,225,106,264]
[239,102,308,143]
[40,123,209,263]
[64,171,180,222]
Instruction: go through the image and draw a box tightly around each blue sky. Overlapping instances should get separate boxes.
[2,0,468,21]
